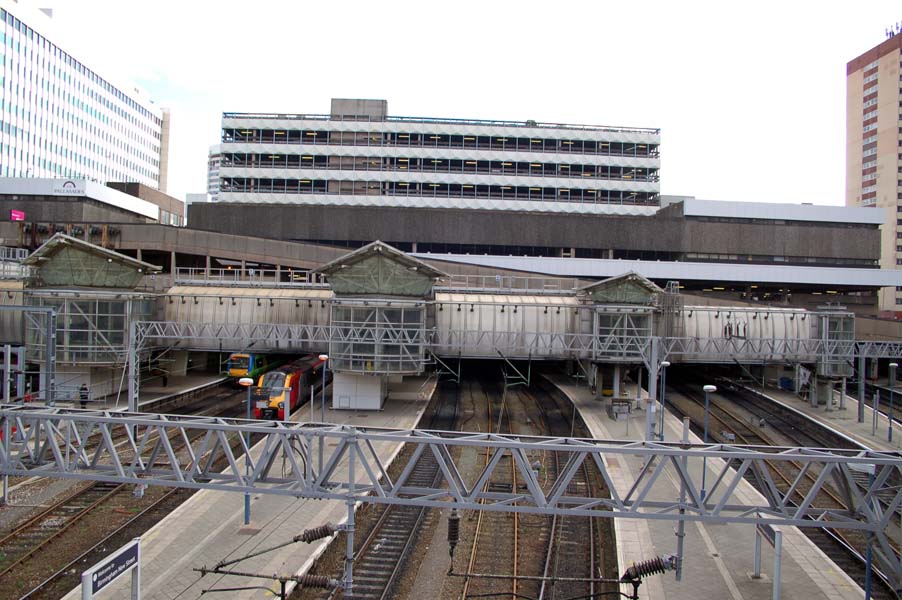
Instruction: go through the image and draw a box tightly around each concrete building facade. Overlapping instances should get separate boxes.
[846,33,902,311]
[207,144,221,202]
[218,98,660,215]
[0,1,169,189]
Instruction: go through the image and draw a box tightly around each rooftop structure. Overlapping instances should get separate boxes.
[218,98,660,214]
[0,1,169,189]
[0,177,182,225]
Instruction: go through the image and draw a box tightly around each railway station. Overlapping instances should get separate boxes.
[0,225,901,600]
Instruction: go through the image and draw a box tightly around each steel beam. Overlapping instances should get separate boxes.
[1,404,901,591]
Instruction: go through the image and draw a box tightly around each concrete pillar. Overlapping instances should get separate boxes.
[613,364,621,398]
[170,351,189,377]
[170,251,176,275]
[136,248,142,262]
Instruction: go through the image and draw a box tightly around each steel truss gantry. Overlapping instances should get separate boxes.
[1,405,901,590]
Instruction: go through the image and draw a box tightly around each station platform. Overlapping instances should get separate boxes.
[53,373,230,413]
[546,374,863,600]
[64,378,433,600]
[756,384,901,453]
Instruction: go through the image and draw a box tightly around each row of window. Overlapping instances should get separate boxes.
[221,153,659,182]
[0,7,163,185]
[302,239,875,267]
[220,178,659,205]
[1,8,159,124]
[222,129,659,158]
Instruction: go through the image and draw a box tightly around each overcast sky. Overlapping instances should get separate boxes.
[51,1,902,205]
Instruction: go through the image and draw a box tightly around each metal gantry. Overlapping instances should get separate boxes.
[123,320,896,412]
[1,405,900,590]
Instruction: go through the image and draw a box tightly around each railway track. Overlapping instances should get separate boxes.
[18,487,183,599]
[317,380,459,600]
[858,380,902,430]
[667,374,900,600]
[528,383,600,600]
[0,384,251,598]
[461,378,519,600]
[0,482,126,579]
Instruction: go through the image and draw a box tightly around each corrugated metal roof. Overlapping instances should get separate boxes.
[681,198,883,225]
[416,254,902,287]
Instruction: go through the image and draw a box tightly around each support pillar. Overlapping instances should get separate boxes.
[858,354,866,423]
[344,435,357,597]
[170,251,177,276]
[128,320,139,413]
[3,345,10,404]
[613,365,621,398]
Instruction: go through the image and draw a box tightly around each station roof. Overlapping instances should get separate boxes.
[314,240,447,297]
[414,254,902,288]
[579,271,662,304]
[676,198,883,225]
[314,241,447,278]
[24,233,161,288]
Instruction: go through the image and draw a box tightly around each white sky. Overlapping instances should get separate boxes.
[49,1,902,204]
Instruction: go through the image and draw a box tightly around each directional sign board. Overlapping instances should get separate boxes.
[82,537,140,599]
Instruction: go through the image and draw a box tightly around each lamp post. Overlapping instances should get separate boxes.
[317,354,329,474]
[658,361,670,441]
[318,354,329,423]
[701,384,717,503]
[238,376,254,525]
[889,363,897,444]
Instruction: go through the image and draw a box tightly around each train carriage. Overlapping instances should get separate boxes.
[253,355,330,420]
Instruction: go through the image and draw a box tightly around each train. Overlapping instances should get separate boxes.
[226,353,287,381]
[252,355,330,420]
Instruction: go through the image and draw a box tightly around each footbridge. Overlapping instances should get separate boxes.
[3,236,900,411]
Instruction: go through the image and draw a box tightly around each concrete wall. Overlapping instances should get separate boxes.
[0,197,155,225]
[107,182,184,219]
[0,222,349,272]
[187,203,879,262]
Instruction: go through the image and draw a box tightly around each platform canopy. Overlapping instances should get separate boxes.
[22,233,161,289]
[313,240,447,298]
[580,271,662,305]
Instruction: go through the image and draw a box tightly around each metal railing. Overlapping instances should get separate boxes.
[0,247,28,262]
[220,159,661,181]
[173,267,329,288]
[0,262,29,280]
[436,275,583,294]
[222,112,661,135]
[218,184,659,206]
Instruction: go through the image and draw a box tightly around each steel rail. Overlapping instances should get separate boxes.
[669,382,897,597]
[0,482,125,579]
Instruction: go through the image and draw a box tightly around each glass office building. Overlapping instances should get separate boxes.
[0,1,168,189]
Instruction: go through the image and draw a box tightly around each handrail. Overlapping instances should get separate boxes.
[222,112,661,135]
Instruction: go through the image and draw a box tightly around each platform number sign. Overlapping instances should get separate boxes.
[81,537,141,599]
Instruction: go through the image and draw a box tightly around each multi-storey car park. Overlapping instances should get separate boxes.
[218,98,660,213]
[0,0,169,189]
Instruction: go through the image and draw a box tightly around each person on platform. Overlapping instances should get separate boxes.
[79,383,89,409]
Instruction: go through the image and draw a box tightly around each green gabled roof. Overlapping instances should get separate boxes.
[580,271,662,305]
[313,241,447,297]
[23,234,161,289]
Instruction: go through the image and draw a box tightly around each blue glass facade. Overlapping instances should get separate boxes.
[0,4,166,187]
